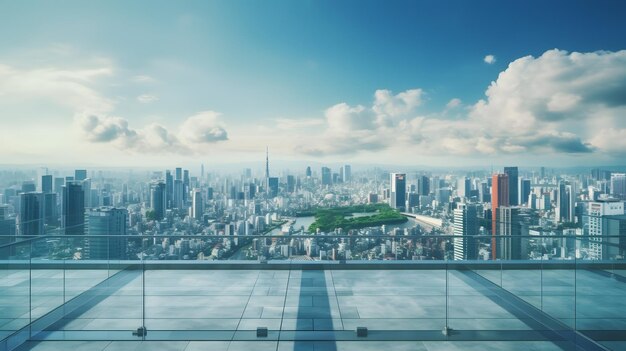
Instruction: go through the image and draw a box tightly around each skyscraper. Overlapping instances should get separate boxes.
[305,166,312,178]
[175,167,182,180]
[491,173,509,259]
[54,177,65,195]
[611,173,626,200]
[192,188,203,220]
[173,179,184,209]
[453,203,478,260]
[519,178,531,206]
[417,175,430,196]
[584,200,625,260]
[496,207,522,260]
[342,165,352,183]
[63,181,85,235]
[390,173,406,211]
[150,181,167,220]
[555,182,573,223]
[457,177,471,198]
[74,169,87,181]
[286,175,295,193]
[84,207,127,260]
[183,170,190,202]
[504,167,519,206]
[268,177,279,198]
[165,170,173,209]
[265,146,270,180]
[321,167,332,186]
[19,192,44,236]
[41,175,53,193]
[43,192,58,227]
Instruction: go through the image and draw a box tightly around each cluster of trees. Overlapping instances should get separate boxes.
[308,203,407,232]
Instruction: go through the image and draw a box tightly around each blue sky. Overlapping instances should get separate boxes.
[0,0,625,167]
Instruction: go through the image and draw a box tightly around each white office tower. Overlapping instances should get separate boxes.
[453,203,478,260]
[342,165,352,183]
[192,189,203,220]
[585,200,625,260]
[611,173,626,200]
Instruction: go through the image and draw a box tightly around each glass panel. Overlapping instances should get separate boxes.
[0,239,31,339]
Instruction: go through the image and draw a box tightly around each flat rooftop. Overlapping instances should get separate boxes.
[3,264,625,351]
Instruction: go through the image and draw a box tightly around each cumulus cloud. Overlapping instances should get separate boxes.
[178,111,228,143]
[446,98,462,109]
[77,110,228,154]
[0,59,229,155]
[373,89,423,118]
[484,55,496,64]
[137,94,158,103]
[294,49,626,159]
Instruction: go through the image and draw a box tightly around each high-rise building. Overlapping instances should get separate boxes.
[82,178,92,210]
[54,177,65,195]
[491,173,509,259]
[165,170,173,209]
[504,167,519,206]
[173,179,184,209]
[453,203,478,260]
[321,167,332,186]
[519,178,531,206]
[175,167,182,181]
[555,182,574,223]
[611,173,626,200]
[457,177,471,198]
[417,175,430,196]
[305,166,312,178]
[496,207,522,260]
[150,181,166,220]
[192,188,203,220]
[342,165,352,183]
[41,175,53,193]
[286,175,296,193]
[584,200,625,260]
[19,192,44,236]
[84,207,127,260]
[268,177,279,198]
[74,169,87,181]
[43,192,58,227]
[390,173,406,211]
[0,204,16,244]
[183,170,190,202]
[63,181,85,235]
[265,146,270,180]
[22,181,36,193]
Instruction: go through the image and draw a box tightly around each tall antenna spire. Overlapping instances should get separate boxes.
[265,146,270,179]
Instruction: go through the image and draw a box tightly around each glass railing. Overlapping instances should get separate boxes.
[1,234,624,350]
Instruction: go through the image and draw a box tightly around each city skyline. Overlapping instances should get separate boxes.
[1,1,626,167]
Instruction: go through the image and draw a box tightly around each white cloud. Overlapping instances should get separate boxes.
[294,49,626,159]
[0,62,114,114]
[77,110,228,154]
[484,55,496,64]
[178,111,228,143]
[373,89,423,117]
[137,94,158,103]
[446,98,462,109]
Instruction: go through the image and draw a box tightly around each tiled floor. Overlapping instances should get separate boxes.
[4,268,626,350]
[17,340,575,351]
